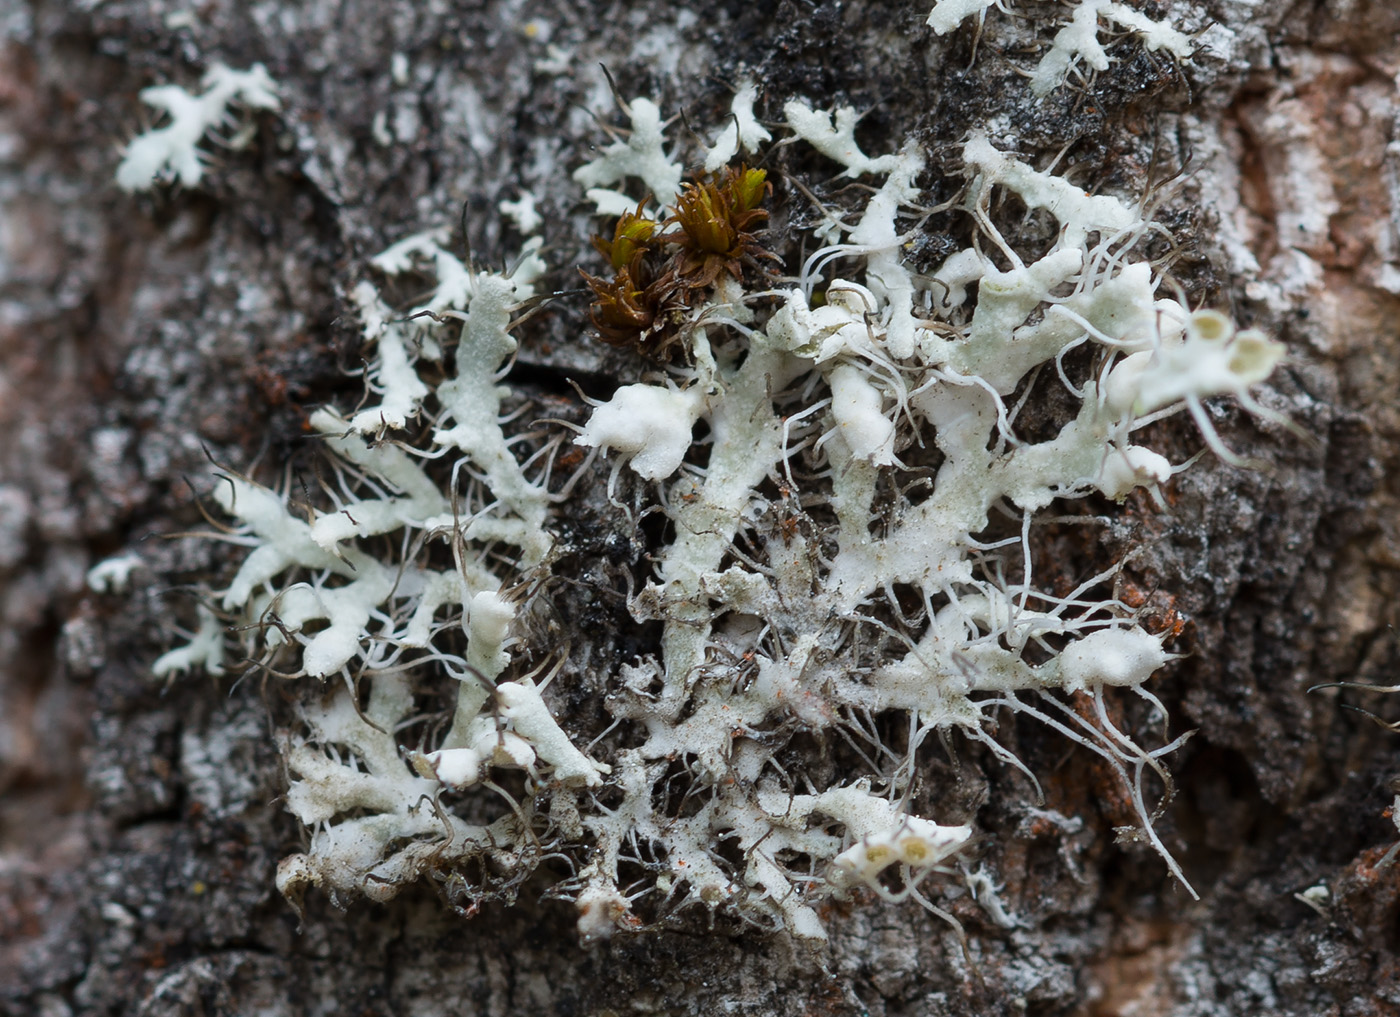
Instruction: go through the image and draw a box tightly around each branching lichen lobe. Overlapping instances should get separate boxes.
[141,9,1298,954]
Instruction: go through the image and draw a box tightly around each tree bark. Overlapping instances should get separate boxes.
[3,1,1400,1014]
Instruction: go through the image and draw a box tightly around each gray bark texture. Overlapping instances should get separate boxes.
[3,0,1400,1014]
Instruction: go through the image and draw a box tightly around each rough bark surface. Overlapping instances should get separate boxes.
[3,1,1399,1014]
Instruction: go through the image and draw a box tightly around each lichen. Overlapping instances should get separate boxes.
[146,58,1291,946]
[116,63,280,192]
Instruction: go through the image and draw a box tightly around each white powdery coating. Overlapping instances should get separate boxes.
[152,606,227,677]
[370,228,474,314]
[466,590,515,677]
[573,97,684,208]
[1103,2,1193,58]
[497,681,610,786]
[964,132,1138,245]
[926,0,998,34]
[1030,0,1112,96]
[1031,0,1193,97]
[582,188,639,217]
[704,82,773,173]
[1056,627,1170,692]
[430,272,553,564]
[1095,445,1172,500]
[828,365,895,464]
[845,146,925,357]
[347,282,430,432]
[576,384,706,480]
[783,101,900,177]
[369,227,453,275]
[87,553,142,593]
[117,63,280,192]
[928,0,1191,91]
[498,191,543,234]
[310,412,448,551]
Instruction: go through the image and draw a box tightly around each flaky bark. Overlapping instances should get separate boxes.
[3,1,1399,1014]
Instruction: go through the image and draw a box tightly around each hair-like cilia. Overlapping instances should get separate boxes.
[134,18,1292,945]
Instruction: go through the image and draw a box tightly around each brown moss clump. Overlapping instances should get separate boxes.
[581,165,776,359]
